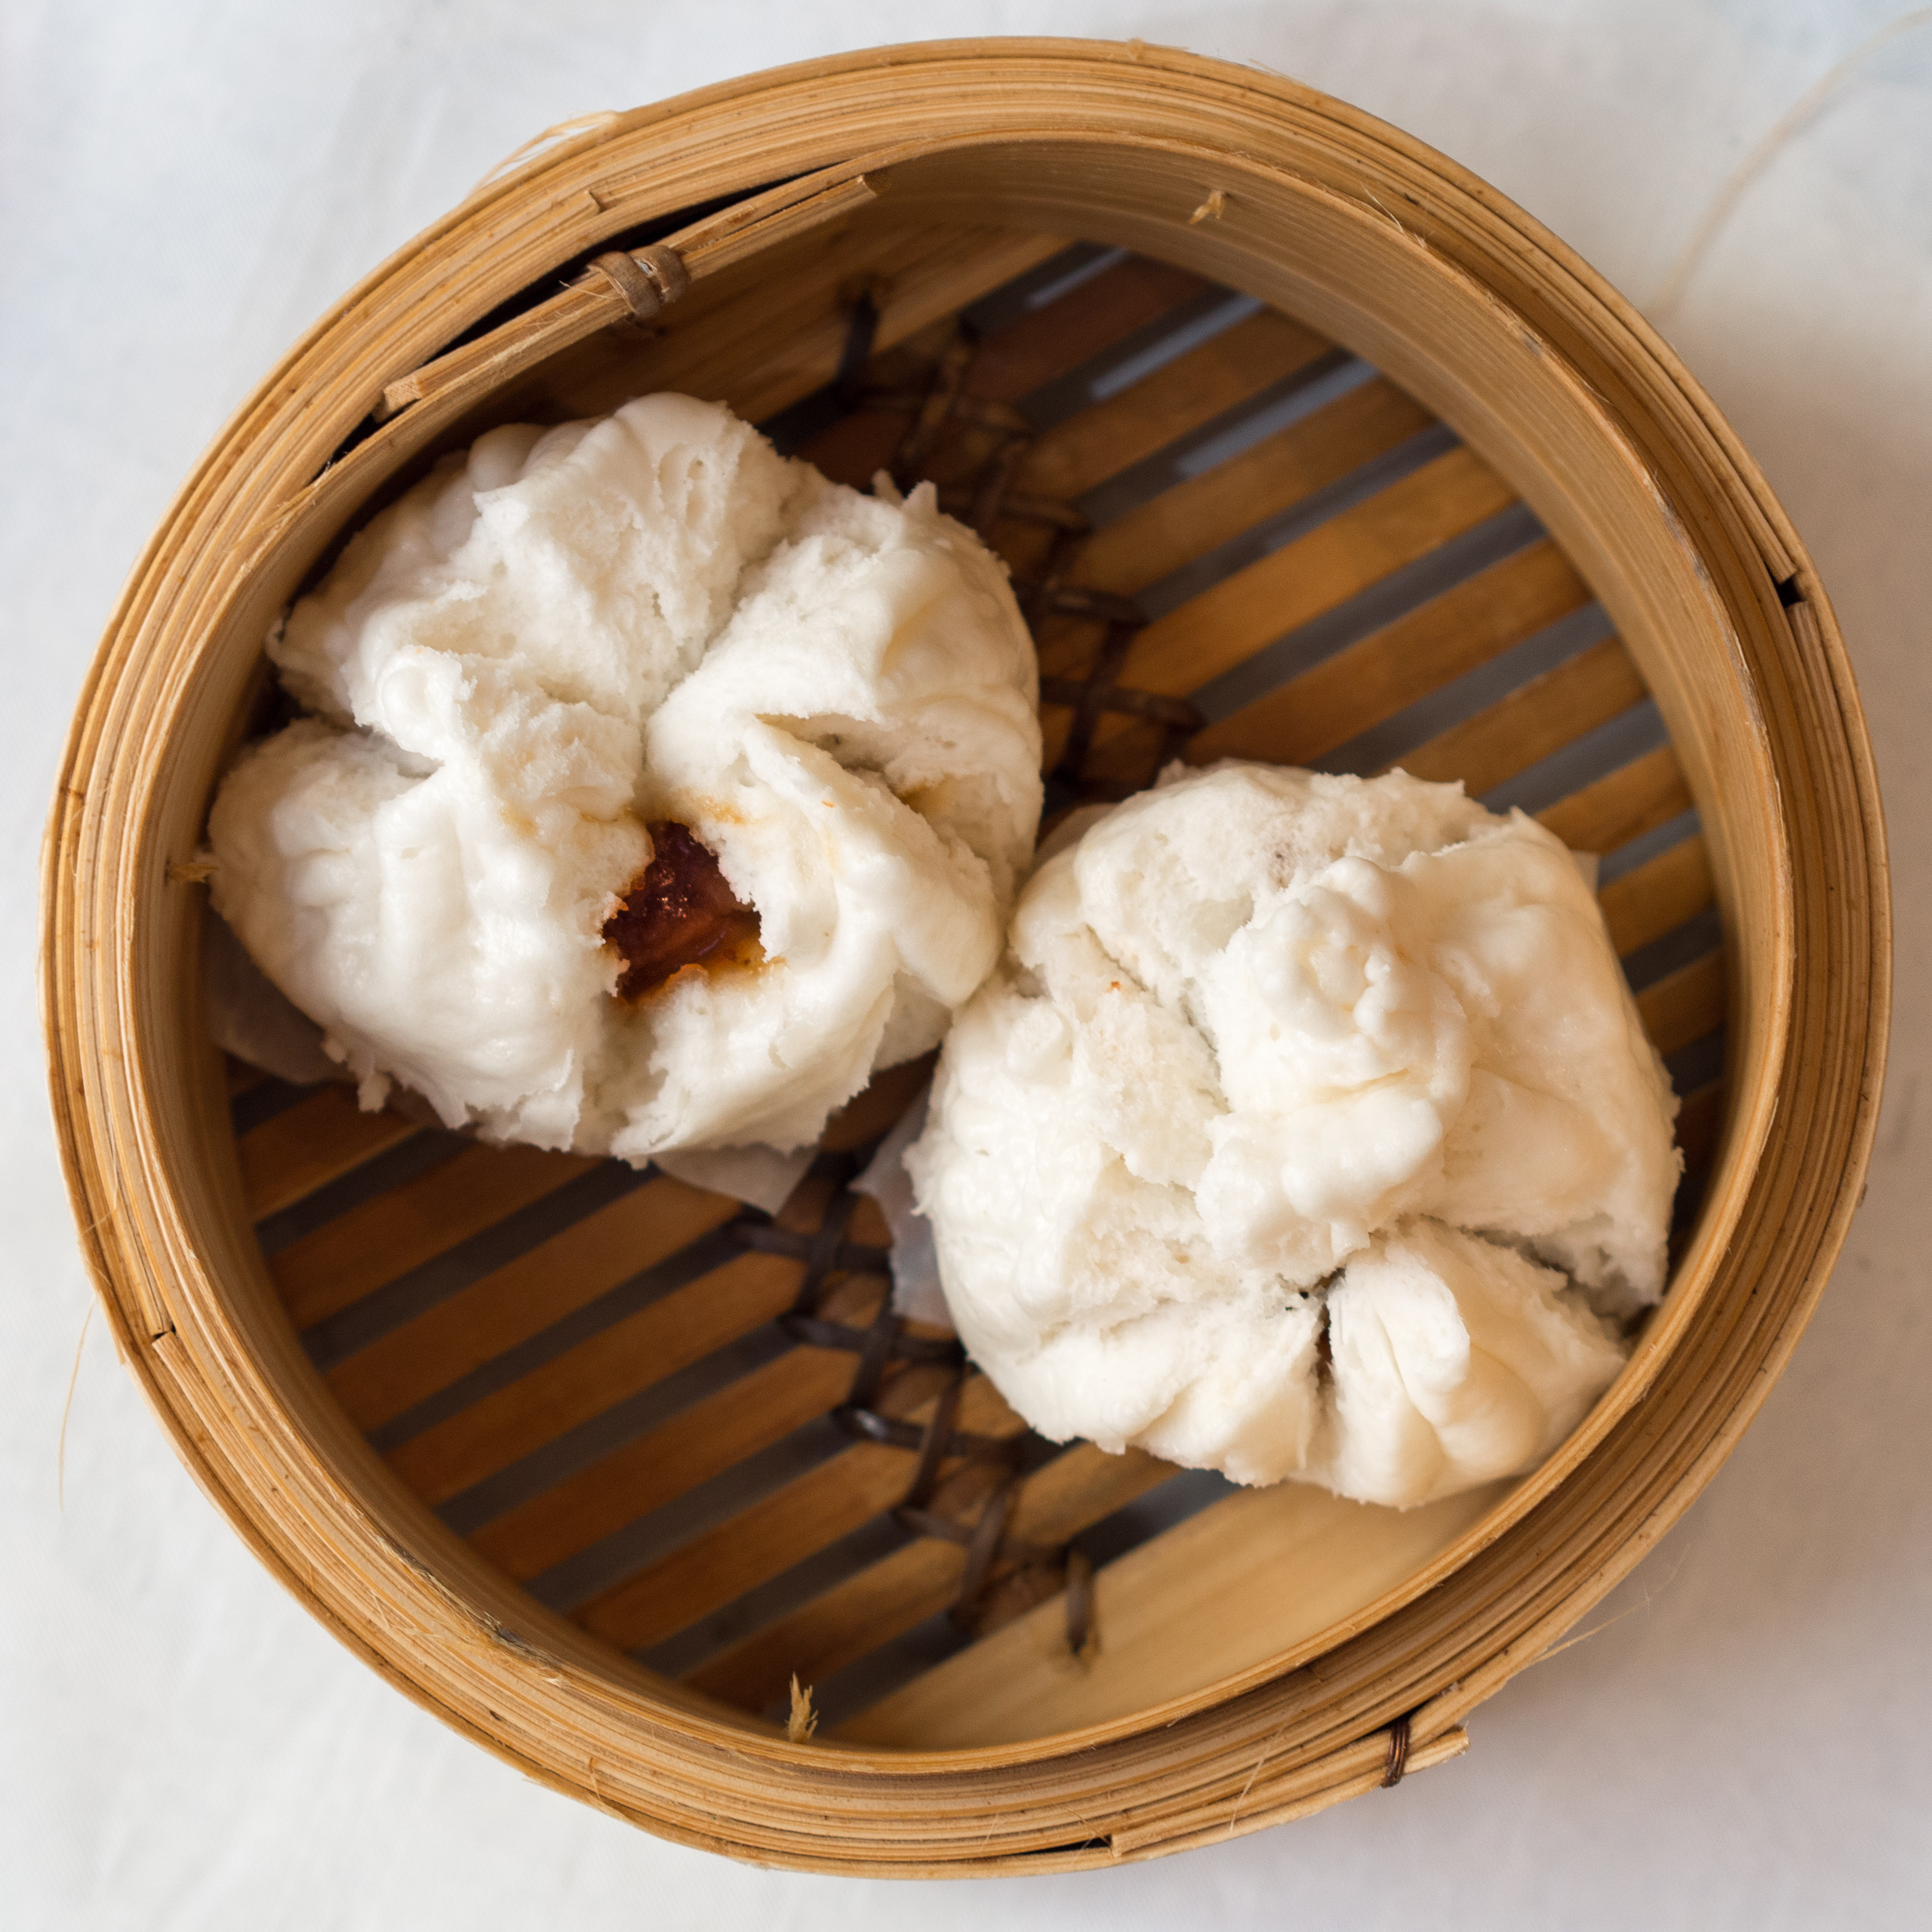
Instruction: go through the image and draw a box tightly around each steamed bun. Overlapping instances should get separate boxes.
[208,394,1042,1160]
[907,762,1680,1507]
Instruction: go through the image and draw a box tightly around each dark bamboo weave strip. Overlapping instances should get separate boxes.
[745,1161,1074,1644]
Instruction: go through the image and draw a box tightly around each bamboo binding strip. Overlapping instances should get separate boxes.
[43,41,1887,1875]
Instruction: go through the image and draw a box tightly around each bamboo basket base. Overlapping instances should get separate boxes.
[226,237,1728,1751]
[48,44,1887,1870]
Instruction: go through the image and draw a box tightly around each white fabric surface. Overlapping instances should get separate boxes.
[5,2,1927,1924]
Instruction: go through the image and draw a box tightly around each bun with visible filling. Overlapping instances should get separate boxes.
[208,394,1042,1161]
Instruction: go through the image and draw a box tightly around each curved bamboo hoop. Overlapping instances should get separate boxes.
[42,40,1887,1873]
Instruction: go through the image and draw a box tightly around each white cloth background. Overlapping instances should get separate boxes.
[5,2,1927,1924]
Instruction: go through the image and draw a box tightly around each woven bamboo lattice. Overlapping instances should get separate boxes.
[45,42,1887,1873]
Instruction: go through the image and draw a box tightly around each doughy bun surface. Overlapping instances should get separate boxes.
[907,763,1679,1507]
[208,395,1042,1158]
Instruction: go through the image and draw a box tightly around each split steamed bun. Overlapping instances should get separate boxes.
[208,394,1041,1161]
[906,763,1681,1508]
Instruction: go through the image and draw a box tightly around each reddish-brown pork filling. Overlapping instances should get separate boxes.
[602,820,762,1001]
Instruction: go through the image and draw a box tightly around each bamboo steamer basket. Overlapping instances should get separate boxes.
[43,39,1887,1875]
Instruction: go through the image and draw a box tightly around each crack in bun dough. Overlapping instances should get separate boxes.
[907,763,1681,1508]
[208,395,1042,1159]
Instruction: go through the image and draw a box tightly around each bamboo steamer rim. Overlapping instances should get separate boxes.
[42,38,1889,1873]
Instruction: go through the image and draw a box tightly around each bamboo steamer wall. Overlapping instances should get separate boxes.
[42,41,1887,1874]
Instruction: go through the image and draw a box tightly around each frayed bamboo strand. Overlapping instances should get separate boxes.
[57,1301,93,1512]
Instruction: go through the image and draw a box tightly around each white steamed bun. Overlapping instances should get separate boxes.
[906,762,1681,1507]
[208,393,1041,1161]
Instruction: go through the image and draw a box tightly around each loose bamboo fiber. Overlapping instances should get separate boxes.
[42,40,1887,1875]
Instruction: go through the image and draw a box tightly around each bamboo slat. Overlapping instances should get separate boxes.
[1068,376,1438,600]
[1038,372,1443,770]
[685,1443,1176,1712]
[1638,952,1728,1060]
[576,1375,1022,1654]
[963,255,1212,403]
[325,1176,738,1431]
[273,1141,592,1331]
[840,1478,1509,1749]
[1014,309,1333,501]
[906,256,1224,499]
[1601,836,1716,957]
[378,1177,884,1509]
[469,1338,862,1583]
[1078,445,1517,784]
[1538,745,1693,854]
[386,1247,803,1506]
[1186,539,1591,768]
[238,1084,420,1220]
[43,40,1886,1876]
[1391,635,1647,790]
[1108,446,1515,714]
